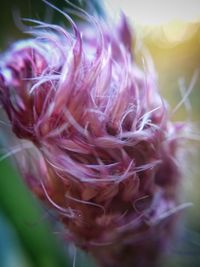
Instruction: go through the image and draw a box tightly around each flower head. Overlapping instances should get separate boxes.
[0,11,185,267]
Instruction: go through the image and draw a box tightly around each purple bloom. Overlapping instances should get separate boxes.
[0,11,187,267]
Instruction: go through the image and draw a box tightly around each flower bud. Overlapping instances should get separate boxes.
[0,13,186,267]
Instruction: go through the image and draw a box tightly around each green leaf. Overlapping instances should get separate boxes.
[0,159,70,267]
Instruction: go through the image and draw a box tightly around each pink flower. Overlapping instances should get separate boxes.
[0,12,187,267]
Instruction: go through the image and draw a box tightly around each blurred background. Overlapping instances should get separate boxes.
[0,1,200,267]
